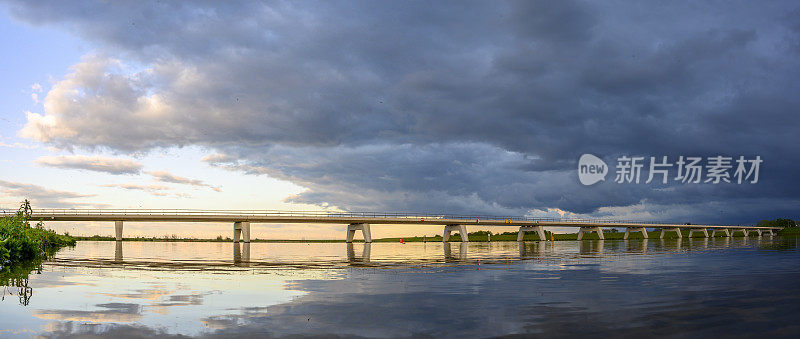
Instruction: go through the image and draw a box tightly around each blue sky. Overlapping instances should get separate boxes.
[1,1,798,238]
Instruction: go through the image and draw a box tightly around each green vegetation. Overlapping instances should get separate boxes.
[778,227,800,236]
[1,200,76,269]
[758,218,797,228]
[0,256,44,306]
[1,201,75,305]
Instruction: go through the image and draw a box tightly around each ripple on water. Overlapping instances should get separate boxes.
[0,237,798,337]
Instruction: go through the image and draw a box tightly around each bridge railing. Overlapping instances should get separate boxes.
[0,208,755,227]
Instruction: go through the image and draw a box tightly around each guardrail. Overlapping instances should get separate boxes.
[0,208,758,227]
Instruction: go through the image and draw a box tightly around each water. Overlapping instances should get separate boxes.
[1,237,799,337]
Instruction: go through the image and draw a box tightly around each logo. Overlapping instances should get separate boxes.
[578,154,608,186]
[578,154,761,186]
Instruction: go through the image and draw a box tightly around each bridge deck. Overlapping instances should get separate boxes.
[2,209,781,230]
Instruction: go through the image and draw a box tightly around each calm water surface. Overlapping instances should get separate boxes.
[1,237,799,337]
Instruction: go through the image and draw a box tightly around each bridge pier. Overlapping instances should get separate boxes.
[517,226,546,241]
[624,227,648,239]
[233,221,251,243]
[577,226,604,240]
[659,228,682,239]
[749,229,763,237]
[346,223,372,243]
[443,224,469,242]
[688,228,709,238]
[712,228,731,237]
[763,229,774,236]
[115,221,123,241]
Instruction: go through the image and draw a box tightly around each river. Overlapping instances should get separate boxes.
[1,237,799,337]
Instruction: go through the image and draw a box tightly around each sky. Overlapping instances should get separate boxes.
[0,0,798,239]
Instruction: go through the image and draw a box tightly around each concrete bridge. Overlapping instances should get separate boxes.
[3,209,782,242]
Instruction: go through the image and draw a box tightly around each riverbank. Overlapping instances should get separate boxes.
[0,213,76,270]
[74,227,793,243]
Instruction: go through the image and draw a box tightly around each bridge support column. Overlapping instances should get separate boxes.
[346,223,372,243]
[517,226,546,241]
[233,222,251,243]
[659,228,682,239]
[577,226,604,240]
[115,221,123,241]
[712,228,731,237]
[443,224,468,242]
[764,229,774,236]
[751,229,762,237]
[688,228,709,238]
[624,227,648,239]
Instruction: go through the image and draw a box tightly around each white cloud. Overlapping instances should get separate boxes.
[19,55,188,151]
[202,153,270,175]
[146,170,221,192]
[0,180,100,208]
[99,183,170,191]
[98,183,172,197]
[35,155,143,175]
[0,141,38,149]
[201,153,235,164]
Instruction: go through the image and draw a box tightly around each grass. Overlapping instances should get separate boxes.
[0,212,76,269]
[777,227,800,236]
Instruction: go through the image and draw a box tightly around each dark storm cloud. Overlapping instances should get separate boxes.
[5,0,800,223]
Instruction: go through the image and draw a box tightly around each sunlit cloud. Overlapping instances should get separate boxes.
[146,170,221,192]
[0,180,101,208]
[98,183,172,197]
[35,155,143,175]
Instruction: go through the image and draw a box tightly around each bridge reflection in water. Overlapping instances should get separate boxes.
[233,242,251,266]
[347,243,371,263]
[104,237,776,267]
[114,241,123,263]
[443,242,468,262]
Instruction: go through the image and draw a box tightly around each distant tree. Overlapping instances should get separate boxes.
[18,199,32,220]
[757,218,796,228]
